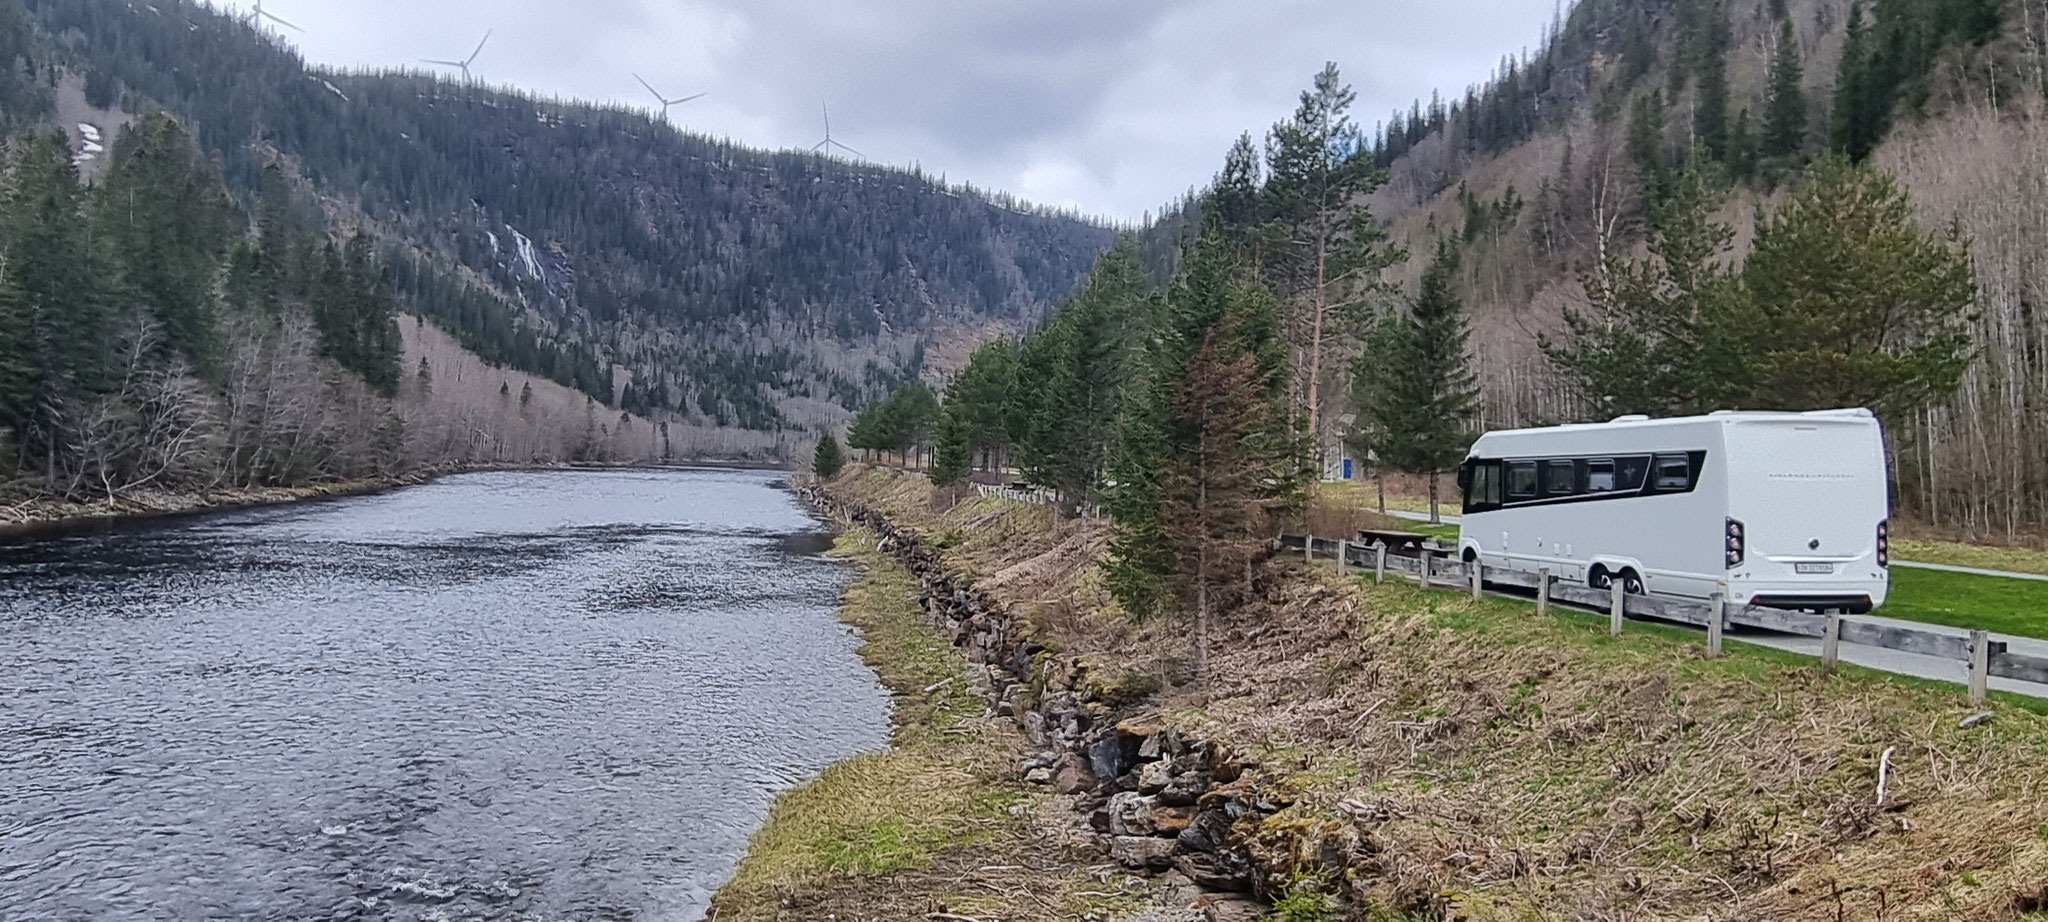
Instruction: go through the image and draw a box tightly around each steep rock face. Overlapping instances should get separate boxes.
[24,0,1116,438]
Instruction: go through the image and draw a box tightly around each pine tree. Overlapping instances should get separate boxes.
[1355,238,1479,523]
[1763,19,1808,160]
[812,430,845,479]
[1728,156,1975,413]
[1262,63,1401,467]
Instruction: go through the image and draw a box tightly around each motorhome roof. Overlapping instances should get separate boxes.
[1476,408,1876,441]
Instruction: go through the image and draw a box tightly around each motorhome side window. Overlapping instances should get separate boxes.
[1586,459,1616,492]
[1507,462,1537,499]
[1463,461,1502,510]
[1654,454,1691,490]
[1542,460,1574,496]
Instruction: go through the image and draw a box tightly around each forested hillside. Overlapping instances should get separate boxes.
[15,0,1113,440]
[1350,0,2048,534]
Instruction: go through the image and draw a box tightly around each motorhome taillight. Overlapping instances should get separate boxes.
[1877,520,1890,567]
[1726,518,1745,569]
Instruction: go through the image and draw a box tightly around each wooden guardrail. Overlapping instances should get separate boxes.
[1282,533,2048,706]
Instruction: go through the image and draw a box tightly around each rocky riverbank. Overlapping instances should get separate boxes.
[0,474,440,537]
[739,465,2048,920]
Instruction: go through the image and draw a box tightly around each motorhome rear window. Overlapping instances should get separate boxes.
[1507,462,1537,498]
[1655,454,1691,490]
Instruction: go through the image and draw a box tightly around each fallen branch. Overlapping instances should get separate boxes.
[1877,746,1897,806]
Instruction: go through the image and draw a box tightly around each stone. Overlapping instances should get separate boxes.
[1157,771,1212,807]
[1194,894,1266,922]
[1109,835,1177,872]
[1152,869,1201,909]
[1053,752,1098,795]
[1087,733,1142,782]
[1023,766,1053,785]
[1175,809,1235,854]
[1151,805,1196,835]
[1021,711,1048,746]
[1137,759,1172,795]
[1107,791,1157,836]
[1173,851,1255,892]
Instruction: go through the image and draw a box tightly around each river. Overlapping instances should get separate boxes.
[0,468,890,921]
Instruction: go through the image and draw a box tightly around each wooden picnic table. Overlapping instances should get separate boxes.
[1356,528,1430,558]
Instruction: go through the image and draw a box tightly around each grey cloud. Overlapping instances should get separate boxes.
[219,0,1557,221]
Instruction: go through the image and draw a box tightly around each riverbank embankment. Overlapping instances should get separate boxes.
[723,464,2048,920]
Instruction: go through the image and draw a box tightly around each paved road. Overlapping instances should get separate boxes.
[1382,509,2048,583]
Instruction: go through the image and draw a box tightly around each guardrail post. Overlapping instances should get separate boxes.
[1374,544,1386,584]
[1536,568,1551,616]
[1336,539,1349,576]
[1609,582,1624,636]
[1821,611,1841,676]
[1969,629,1991,706]
[1706,591,1724,658]
[1470,562,1483,601]
[1419,549,1433,590]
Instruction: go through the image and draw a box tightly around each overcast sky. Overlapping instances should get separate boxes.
[212,0,1558,224]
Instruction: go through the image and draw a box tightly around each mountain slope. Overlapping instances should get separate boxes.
[1347,0,2048,534]
[23,0,1115,442]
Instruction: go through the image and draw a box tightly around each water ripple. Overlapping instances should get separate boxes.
[0,468,887,921]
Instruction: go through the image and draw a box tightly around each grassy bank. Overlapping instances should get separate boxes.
[833,465,2048,920]
[707,529,1161,921]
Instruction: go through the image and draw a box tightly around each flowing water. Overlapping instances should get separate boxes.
[0,468,890,921]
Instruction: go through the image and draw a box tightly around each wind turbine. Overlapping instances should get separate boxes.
[633,73,706,124]
[423,29,492,82]
[248,0,302,33]
[811,103,864,159]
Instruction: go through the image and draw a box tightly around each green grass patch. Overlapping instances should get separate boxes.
[1895,537,2048,576]
[1882,565,2048,641]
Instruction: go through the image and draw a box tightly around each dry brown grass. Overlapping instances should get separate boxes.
[707,524,1164,922]
[838,466,2048,921]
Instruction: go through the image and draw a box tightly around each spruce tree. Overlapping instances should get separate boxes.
[812,430,845,479]
[930,408,972,487]
[1626,90,1672,201]
[95,114,237,375]
[1763,19,1808,160]
[1355,238,1478,523]
[1692,2,1732,163]
[1830,4,1886,162]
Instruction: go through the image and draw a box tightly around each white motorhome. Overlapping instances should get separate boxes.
[1456,409,1891,613]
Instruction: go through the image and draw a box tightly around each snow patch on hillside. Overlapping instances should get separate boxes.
[509,226,545,282]
[73,123,104,166]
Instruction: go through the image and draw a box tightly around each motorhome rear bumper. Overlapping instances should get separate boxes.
[1745,593,1875,614]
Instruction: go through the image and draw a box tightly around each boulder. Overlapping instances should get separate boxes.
[1023,766,1053,786]
[1158,771,1213,807]
[1053,752,1098,795]
[1151,805,1196,835]
[1173,851,1256,891]
[1021,711,1048,746]
[1087,732,1143,782]
[1176,809,1236,854]
[1137,759,1172,794]
[1107,791,1158,836]
[1109,835,1177,872]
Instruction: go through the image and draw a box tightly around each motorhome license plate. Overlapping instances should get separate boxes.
[1796,563,1834,574]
